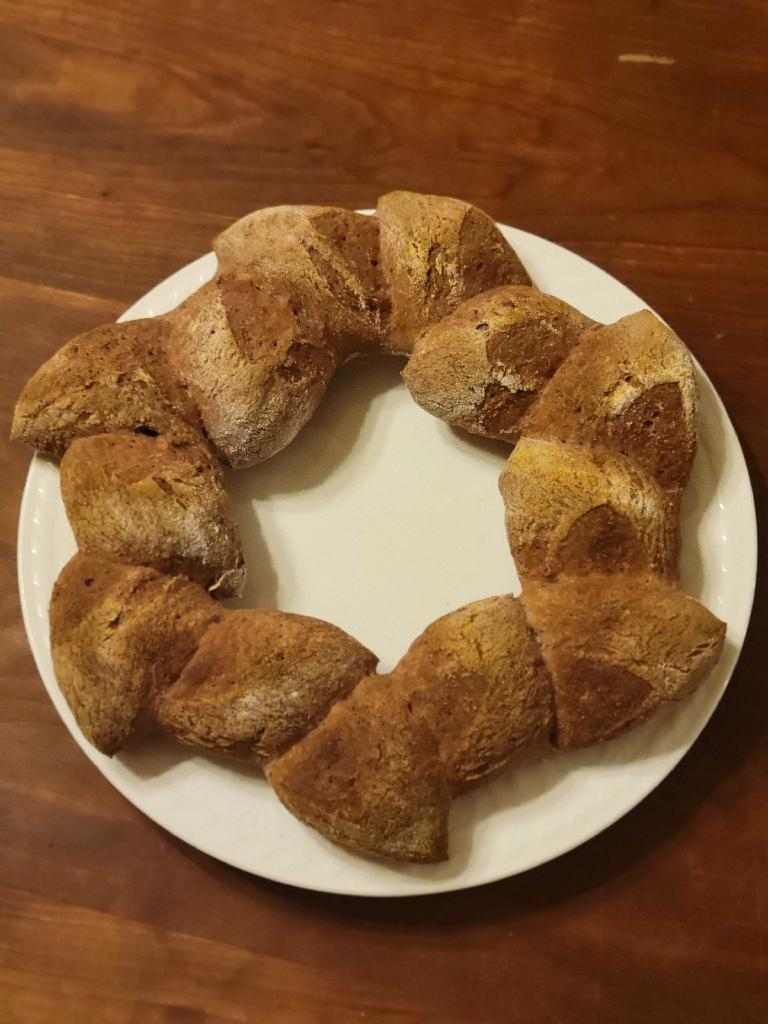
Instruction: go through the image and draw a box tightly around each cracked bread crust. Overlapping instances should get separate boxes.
[520,309,697,495]
[377,191,531,354]
[50,553,222,756]
[11,318,205,459]
[404,285,594,441]
[60,433,246,596]
[156,609,377,763]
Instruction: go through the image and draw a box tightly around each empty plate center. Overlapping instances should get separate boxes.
[226,355,517,672]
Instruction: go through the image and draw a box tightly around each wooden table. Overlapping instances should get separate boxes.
[2,2,766,1020]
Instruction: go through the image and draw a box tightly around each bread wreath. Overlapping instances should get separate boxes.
[13,192,725,863]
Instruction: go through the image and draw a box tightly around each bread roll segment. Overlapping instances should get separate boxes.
[50,554,222,756]
[377,191,531,354]
[392,596,553,790]
[156,609,377,762]
[267,674,450,863]
[404,285,593,441]
[520,309,697,494]
[165,278,338,468]
[499,437,678,580]
[11,319,205,459]
[521,575,726,749]
[60,433,245,596]
[215,205,390,355]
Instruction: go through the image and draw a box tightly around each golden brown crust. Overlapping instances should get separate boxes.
[499,437,679,580]
[377,191,530,354]
[521,575,726,749]
[60,433,246,597]
[393,596,553,790]
[14,194,727,868]
[156,609,377,762]
[520,310,697,495]
[165,278,338,468]
[267,674,450,863]
[215,205,389,356]
[11,319,205,459]
[404,286,593,441]
[50,554,222,756]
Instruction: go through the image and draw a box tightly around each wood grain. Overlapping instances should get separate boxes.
[1,1,767,1021]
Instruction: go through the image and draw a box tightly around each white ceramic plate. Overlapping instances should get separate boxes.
[17,222,757,897]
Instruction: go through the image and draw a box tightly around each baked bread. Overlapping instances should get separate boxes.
[156,609,377,762]
[51,555,375,761]
[377,191,531,354]
[11,319,204,459]
[49,552,725,860]
[403,285,593,441]
[50,553,222,755]
[267,674,450,862]
[214,205,389,356]
[392,596,553,790]
[165,278,337,468]
[269,579,723,857]
[521,575,726,748]
[13,191,727,865]
[12,193,528,468]
[499,437,678,580]
[165,205,393,468]
[60,433,246,596]
[519,310,697,495]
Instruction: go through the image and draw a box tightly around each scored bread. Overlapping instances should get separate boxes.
[11,319,204,459]
[215,205,390,356]
[50,553,222,755]
[165,278,337,468]
[404,285,594,442]
[521,574,726,748]
[12,191,727,865]
[520,309,697,494]
[60,433,246,596]
[11,194,531,466]
[393,596,553,790]
[156,609,377,762]
[499,437,679,580]
[377,191,531,354]
[267,674,450,862]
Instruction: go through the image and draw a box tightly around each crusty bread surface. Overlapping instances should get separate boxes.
[60,432,245,596]
[521,574,726,748]
[404,285,593,441]
[11,319,204,459]
[499,437,679,580]
[50,553,222,756]
[12,191,726,865]
[267,674,451,863]
[393,596,553,790]
[377,191,531,354]
[520,310,697,495]
[157,609,377,762]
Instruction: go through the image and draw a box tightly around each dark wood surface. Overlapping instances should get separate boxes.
[2,2,767,1020]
